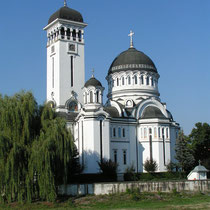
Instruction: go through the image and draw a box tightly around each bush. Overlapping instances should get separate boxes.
[143,159,158,173]
[166,162,177,172]
[98,159,118,181]
[124,164,137,181]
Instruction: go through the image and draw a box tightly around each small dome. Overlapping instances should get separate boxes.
[108,48,157,75]
[48,6,83,24]
[141,106,166,119]
[84,77,102,88]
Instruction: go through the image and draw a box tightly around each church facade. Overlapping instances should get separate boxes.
[44,2,179,174]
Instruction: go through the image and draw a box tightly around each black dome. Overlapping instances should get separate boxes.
[84,77,102,88]
[141,106,166,119]
[108,48,157,75]
[48,6,83,24]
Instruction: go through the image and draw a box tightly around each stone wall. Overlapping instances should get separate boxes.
[58,180,210,196]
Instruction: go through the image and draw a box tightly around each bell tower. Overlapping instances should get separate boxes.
[44,1,87,111]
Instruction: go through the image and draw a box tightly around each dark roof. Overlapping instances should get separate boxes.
[48,6,83,24]
[141,106,166,119]
[192,165,209,172]
[104,107,120,118]
[108,47,157,75]
[84,77,102,88]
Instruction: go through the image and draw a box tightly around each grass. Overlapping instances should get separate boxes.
[0,191,210,209]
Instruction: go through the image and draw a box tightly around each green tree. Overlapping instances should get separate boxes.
[0,91,80,203]
[175,130,194,172]
[143,159,158,173]
[189,122,210,168]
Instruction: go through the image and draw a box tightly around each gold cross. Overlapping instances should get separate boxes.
[128,30,135,48]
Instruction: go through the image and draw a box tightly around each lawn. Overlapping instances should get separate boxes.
[0,191,210,209]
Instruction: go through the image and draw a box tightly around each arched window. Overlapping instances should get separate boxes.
[146,76,149,85]
[154,127,157,138]
[162,128,165,138]
[67,28,70,39]
[117,78,119,86]
[134,75,138,85]
[144,128,147,138]
[151,77,154,86]
[149,128,152,134]
[96,91,99,103]
[118,127,121,138]
[85,92,87,104]
[61,27,65,39]
[78,30,82,42]
[113,128,116,137]
[128,76,131,85]
[141,75,144,85]
[123,128,125,137]
[166,128,169,138]
[158,127,161,138]
[122,77,125,85]
[90,91,93,103]
[72,29,76,41]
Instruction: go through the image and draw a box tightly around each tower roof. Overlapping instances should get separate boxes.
[108,47,157,75]
[141,106,166,119]
[48,6,83,24]
[84,77,102,88]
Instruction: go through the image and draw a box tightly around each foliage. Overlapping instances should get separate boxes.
[188,122,210,168]
[98,159,118,180]
[124,164,137,181]
[0,91,80,203]
[165,162,177,172]
[175,130,195,172]
[143,159,158,173]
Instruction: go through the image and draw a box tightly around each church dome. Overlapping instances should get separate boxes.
[141,106,166,119]
[108,48,157,75]
[48,6,83,24]
[84,77,102,88]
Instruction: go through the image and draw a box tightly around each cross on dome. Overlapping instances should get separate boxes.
[128,30,135,48]
[64,0,67,7]
[91,68,95,78]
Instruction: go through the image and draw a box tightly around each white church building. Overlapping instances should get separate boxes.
[44,2,179,174]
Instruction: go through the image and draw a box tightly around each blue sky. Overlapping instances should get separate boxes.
[0,0,210,134]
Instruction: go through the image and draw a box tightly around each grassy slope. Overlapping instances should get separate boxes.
[0,192,210,210]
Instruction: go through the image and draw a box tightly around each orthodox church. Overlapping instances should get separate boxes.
[44,1,179,174]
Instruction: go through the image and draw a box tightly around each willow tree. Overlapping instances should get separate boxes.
[0,91,39,202]
[28,105,76,202]
[0,91,79,203]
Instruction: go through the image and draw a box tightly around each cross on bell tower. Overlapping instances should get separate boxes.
[64,0,67,7]
[128,30,135,48]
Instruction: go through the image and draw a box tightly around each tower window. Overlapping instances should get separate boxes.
[123,150,127,165]
[61,27,65,39]
[123,128,125,137]
[149,128,152,134]
[162,128,165,138]
[117,78,119,86]
[90,91,93,103]
[144,128,147,138]
[67,28,70,39]
[72,29,76,41]
[71,56,74,87]
[146,76,149,85]
[96,91,99,103]
[141,75,144,85]
[166,128,169,138]
[134,75,138,84]
[128,76,131,85]
[154,127,157,138]
[122,77,125,85]
[158,127,161,138]
[113,128,116,137]
[78,30,82,42]
[151,78,154,86]
[85,92,87,104]
[118,127,121,138]
[114,150,117,163]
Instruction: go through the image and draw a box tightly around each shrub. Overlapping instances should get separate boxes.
[166,162,177,172]
[143,159,158,173]
[124,164,137,181]
[98,159,118,181]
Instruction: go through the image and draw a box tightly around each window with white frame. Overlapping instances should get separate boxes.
[144,128,147,138]
[123,150,127,165]
[114,150,117,163]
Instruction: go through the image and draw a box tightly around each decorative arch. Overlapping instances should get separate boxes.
[136,99,168,119]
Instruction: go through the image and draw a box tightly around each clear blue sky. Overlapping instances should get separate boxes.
[0,0,210,134]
